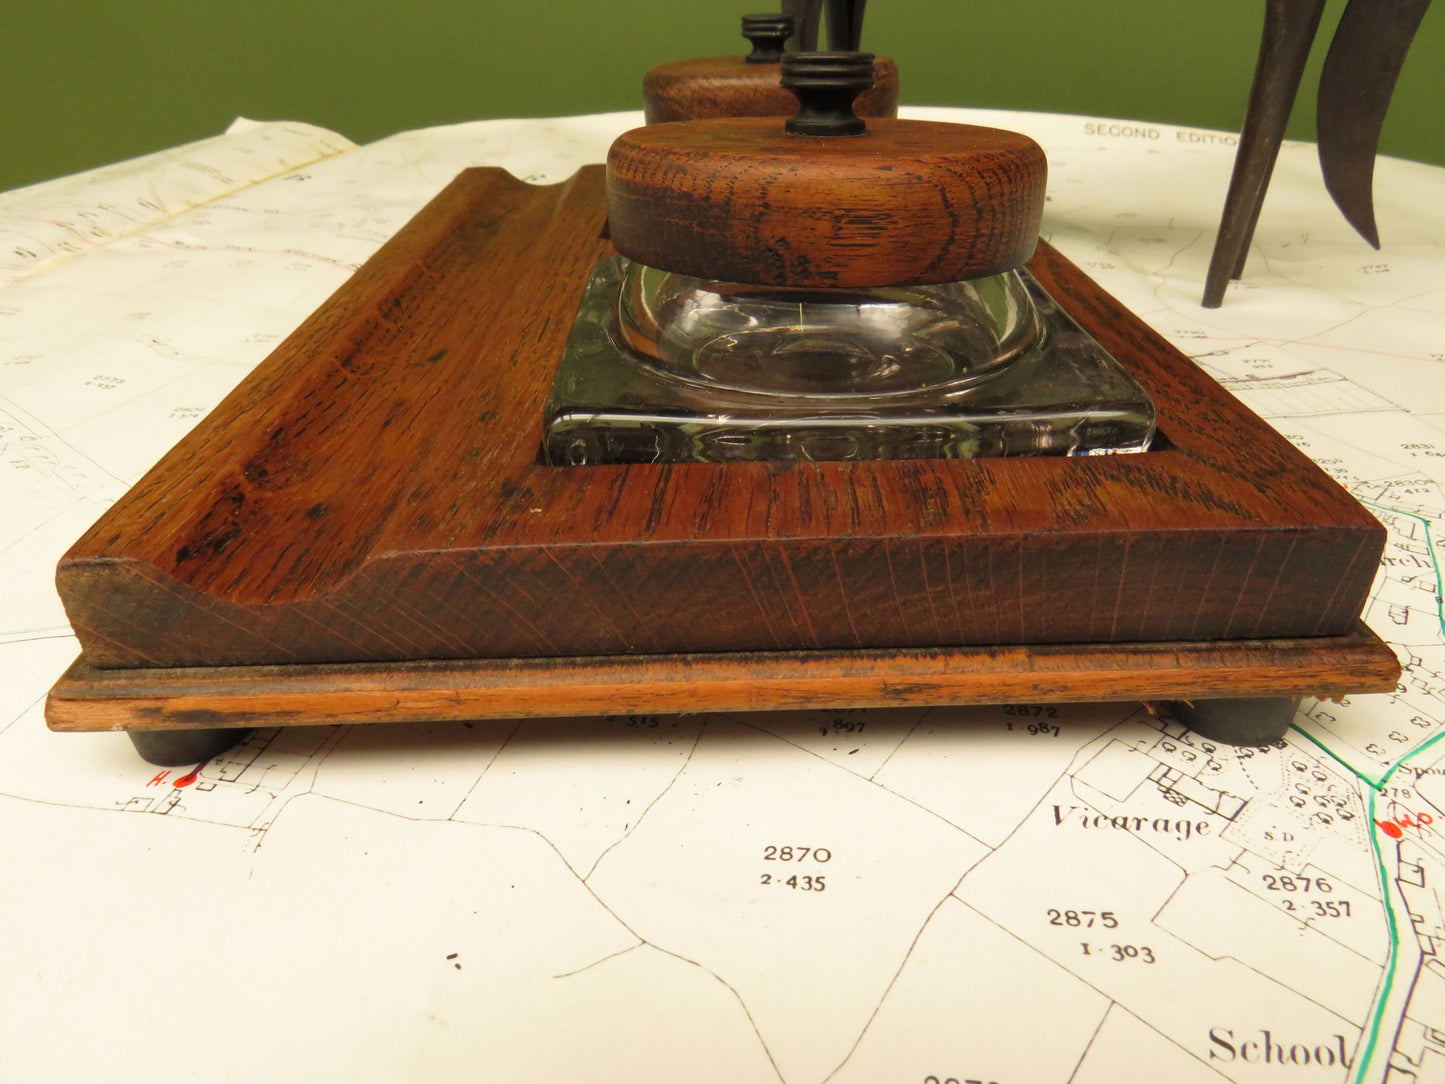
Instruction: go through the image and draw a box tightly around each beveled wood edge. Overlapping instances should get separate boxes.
[46,622,1401,733]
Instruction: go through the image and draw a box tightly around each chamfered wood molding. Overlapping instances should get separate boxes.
[46,622,1401,734]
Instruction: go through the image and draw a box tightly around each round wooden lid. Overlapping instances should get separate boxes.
[642,55,899,125]
[643,16,897,125]
[610,58,1046,287]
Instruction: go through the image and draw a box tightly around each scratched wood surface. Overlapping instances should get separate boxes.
[642,54,898,124]
[55,165,1386,671]
[607,119,1047,286]
[46,623,1400,733]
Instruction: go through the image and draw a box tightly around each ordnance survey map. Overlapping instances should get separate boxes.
[3,109,1445,1082]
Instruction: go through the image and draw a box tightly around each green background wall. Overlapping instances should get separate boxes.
[4,1,1442,192]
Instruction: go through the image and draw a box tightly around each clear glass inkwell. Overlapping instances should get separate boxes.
[543,53,1155,466]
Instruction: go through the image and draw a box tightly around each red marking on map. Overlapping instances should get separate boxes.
[1375,811,1435,839]
[173,761,208,788]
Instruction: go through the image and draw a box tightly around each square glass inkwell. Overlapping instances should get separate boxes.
[543,254,1157,466]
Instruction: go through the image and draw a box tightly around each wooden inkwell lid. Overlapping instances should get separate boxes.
[643,14,899,124]
[611,52,1047,288]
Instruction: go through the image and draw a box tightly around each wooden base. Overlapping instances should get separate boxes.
[54,167,1387,672]
[47,164,1401,751]
[46,622,1399,734]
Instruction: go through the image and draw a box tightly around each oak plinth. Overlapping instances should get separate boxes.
[46,165,1398,734]
[53,165,1386,662]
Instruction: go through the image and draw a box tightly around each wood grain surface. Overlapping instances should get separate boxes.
[607,118,1047,286]
[55,165,1386,670]
[642,54,898,124]
[46,623,1401,733]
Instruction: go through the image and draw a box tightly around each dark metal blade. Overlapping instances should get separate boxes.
[1202,0,1325,307]
[1318,0,1432,247]
[781,0,823,51]
[824,0,867,50]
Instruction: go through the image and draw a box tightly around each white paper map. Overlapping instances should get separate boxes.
[3,108,1445,1083]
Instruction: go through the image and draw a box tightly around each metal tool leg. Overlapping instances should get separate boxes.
[781,0,823,50]
[1202,0,1325,307]
[824,0,867,50]
[1317,0,1433,249]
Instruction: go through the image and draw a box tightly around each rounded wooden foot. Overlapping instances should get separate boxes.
[1163,697,1299,747]
[128,727,251,767]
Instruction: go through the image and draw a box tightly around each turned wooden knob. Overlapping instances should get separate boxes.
[642,16,898,125]
[611,55,1047,288]
[780,50,873,135]
[741,13,793,63]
